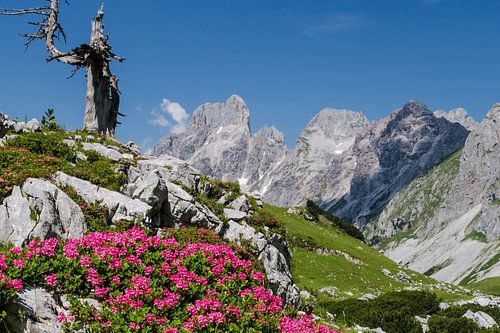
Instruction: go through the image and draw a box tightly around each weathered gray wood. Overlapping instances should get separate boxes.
[1,1,124,137]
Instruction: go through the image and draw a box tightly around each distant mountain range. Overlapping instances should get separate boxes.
[152,95,500,284]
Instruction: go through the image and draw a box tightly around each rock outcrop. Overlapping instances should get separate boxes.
[222,221,300,306]
[124,155,299,304]
[0,179,86,247]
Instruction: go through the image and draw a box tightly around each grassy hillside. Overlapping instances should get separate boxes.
[468,277,500,296]
[369,149,462,249]
[265,205,472,302]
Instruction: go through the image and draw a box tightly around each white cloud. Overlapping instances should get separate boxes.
[161,99,189,134]
[149,110,171,127]
[304,13,367,36]
[149,98,189,134]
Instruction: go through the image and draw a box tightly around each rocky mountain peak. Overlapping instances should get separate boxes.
[388,100,433,126]
[254,126,286,145]
[189,95,250,131]
[334,100,470,224]
[485,103,500,123]
[434,107,478,130]
[297,108,368,158]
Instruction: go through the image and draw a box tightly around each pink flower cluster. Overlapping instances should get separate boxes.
[0,227,341,333]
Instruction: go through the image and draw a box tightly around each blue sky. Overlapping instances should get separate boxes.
[1,0,499,149]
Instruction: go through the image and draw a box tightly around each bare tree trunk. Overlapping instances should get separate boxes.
[1,1,123,137]
[83,6,120,137]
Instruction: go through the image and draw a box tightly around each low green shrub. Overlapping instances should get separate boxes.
[0,147,65,202]
[322,290,440,333]
[428,316,478,333]
[8,131,76,162]
[247,208,286,236]
[305,200,365,241]
[68,158,127,192]
[438,304,500,326]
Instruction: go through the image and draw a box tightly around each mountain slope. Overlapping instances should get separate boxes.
[331,101,469,226]
[267,205,471,302]
[369,104,500,285]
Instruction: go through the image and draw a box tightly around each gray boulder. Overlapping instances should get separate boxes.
[223,208,248,221]
[0,186,35,247]
[24,119,41,132]
[259,244,300,307]
[0,179,86,247]
[415,316,429,333]
[164,181,224,232]
[22,178,86,241]
[129,154,202,190]
[5,288,64,333]
[6,288,102,333]
[9,118,41,134]
[358,293,378,301]
[463,310,497,328]
[354,325,386,333]
[319,286,338,297]
[223,220,268,252]
[81,142,132,161]
[55,172,152,225]
[229,194,251,213]
[132,169,168,209]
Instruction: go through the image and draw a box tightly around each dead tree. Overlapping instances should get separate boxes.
[0,0,124,137]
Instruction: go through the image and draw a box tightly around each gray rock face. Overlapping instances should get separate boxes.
[334,101,469,225]
[152,95,288,188]
[153,98,469,230]
[0,179,86,247]
[0,186,35,247]
[434,108,477,131]
[5,288,65,333]
[372,104,500,284]
[229,195,251,212]
[164,181,224,232]
[223,208,248,221]
[123,156,224,231]
[222,220,300,306]
[252,108,368,207]
[22,178,87,241]
[132,170,168,209]
[6,288,101,333]
[55,172,152,225]
[81,142,132,161]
